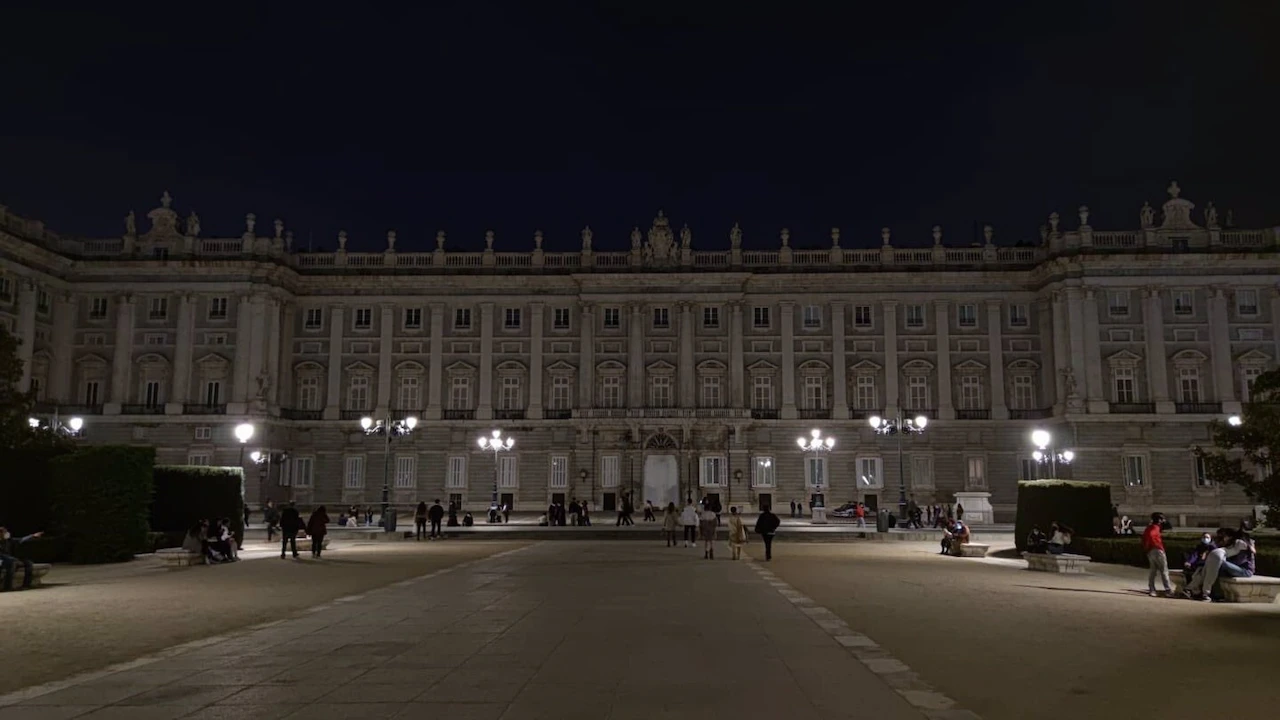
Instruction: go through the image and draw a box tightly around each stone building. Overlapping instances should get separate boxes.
[0,183,1274,523]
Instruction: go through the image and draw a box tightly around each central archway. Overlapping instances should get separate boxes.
[642,432,681,508]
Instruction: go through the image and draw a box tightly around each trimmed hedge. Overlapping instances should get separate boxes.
[49,446,156,564]
[151,465,245,545]
[0,444,72,535]
[1074,535,1280,576]
[1014,479,1113,551]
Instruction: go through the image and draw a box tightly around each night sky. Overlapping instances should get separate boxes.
[1,1,1276,252]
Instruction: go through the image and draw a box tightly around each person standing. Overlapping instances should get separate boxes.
[569,499,581,526]
[662,502,679,547]
[855,502,866,528]
[754,506,780,561]
[306,505,330,558]
[1142,512,1173,597]
[415,501,428,541]
[263,500,280,542]
[643,500,656,522]
[680,500,699,547]
[428,499,445,538]
[955,503,965,521]
[621,493,635,526]
[699,503,718,559]
[279,502,302,559]
[789,499,797,519]
[579,501,590,526]
[243,503,252,530]
[726,507,748,560]
[503,503,511,524]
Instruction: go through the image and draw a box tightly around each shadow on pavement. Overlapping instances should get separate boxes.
[1013,584,1134,597]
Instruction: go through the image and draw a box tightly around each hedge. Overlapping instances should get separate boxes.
[1014,479,1113,551]
[1074,535,1280,577]
[0,444,72,535]
[151,465,246,545]
[49,446,156,564]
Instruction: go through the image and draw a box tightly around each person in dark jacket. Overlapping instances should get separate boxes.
[428,499,445,538]
[263,500,280,542]
[0,527,43,591]
[306,506,330,558]
[279,502,303,559]
[415,501,429,540]
[754,507,781,561]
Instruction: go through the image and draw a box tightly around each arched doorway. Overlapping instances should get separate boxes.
[642,432,681,508]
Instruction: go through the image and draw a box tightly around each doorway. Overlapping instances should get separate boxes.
[551,492,565,506]
[863,494,879,513]
[603,492,617,512]
[757,493,773,512]
[809,492,826,509]
[642,454,680,508]
[500,493,514,513]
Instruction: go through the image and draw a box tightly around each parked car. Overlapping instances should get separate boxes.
[831,503,859,518]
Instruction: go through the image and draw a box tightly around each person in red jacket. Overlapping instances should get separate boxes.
[1142,512,1173,597]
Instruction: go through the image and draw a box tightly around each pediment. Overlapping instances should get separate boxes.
[849,359,882,372]
[1171,349,1208,365]
[598,360,628,372]
[902,359,935,372]
[954,359,988,373]
[294,360,325,373]
[798,359,830,371]
[75,352,109,366]
[1237,349,1271,366]
[1106,349,1143,367]
[545,360,577,374]
[445,360,476,374]
[395,360,426,373]
[344,360,375,373]
[136,352,169,366]
[746,359,778,375]
[646,360,676,373]
[1007,359,1040,371]
[194,352,228,367]
[696,359,727,372]
[496,360,527,373]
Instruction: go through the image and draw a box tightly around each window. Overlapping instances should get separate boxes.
[344,456,365,489]
[1178,368,1200,403]
[187,453,211,466]
[957,304,977,328]
[855,376,876,410]
[454,307,472,330]
[1173,290,1193,316]
[143,380,162,408]
[1124,455,1147,487]
[601,376,622,408]
[149,297,168,321]
[299,377,320,410]
[35,290,49,314]
[753,306,770,329]
[85,332,106,346]
[1011,375,1035,410]
[395,456,417,489]
[966,457,987,489]
[498,455,518,488]
[500,377,521,410]
[1239,328,1263,341]
[205,333,228,345]
[802,305,822,329]
[553,307,571,330]
[703,306,720,329]
[398,376,421,410]
[1108,291,1130,317]
[347,376,370,411]
[601,455,620,488]
[208,297,228,320]
[450,377,471,409]
[550,456,568,489]
[905,304,925,329]
[194,426,212,440]
[304,308,323,330]
[701,456,725,487]
[1243,367,1263,401]
[1173,329,1197,343]
[1193,455,1212,488]
[145,333,166,346]
[752,376,773,410]
[404,307,422,329]
[857,457,882,489]
[552,376,572,409]
[203,380,221,406]
[1020,458,1040,482]
[650,376,672,408]
[959,375,983,409]
[353,307,372,329]
[701,375,721,408]
[504,308,521,329]
[1008,304,1028,327]
[90,296,109,320]
[293,457,314,488]
[854,305,872,328]
[907,376,928,410]
[652,307,670,329]
[602,307,620,329]
[0,278,10,301]
[78,379,98,406]
[753,456,775,487]
[911,455,935,488]
[803,376,825,410]
[1237,289,1259,317]
[1113,368,1136,403]
[1108,329,1134,342]
[446,456,467,488]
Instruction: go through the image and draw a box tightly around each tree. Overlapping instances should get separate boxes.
[0,324,36,450]
[1195,367,1280,528]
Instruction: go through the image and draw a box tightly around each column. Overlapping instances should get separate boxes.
[245,294,268,409]
[15,280,37,392]
[986,299,1008,419]
[883,301,899,416]
[628,302,645,407]
[106,293,135,412]
[1272,289,1280,380]
[1039,296,1059,410]
[323,305,344,420]
[266,298,282,407]
[276,302,294,407]
[933,300,953,419]
[678,302,695,408]
[426,303,444,419]
[1082,288,1105,412]
[1143,287,1174,413]
[1065,287,1088,406]
[780,301,797,418]
[477,302,494,420]
[49,292,75,402]
[830,302,847,417]
[729,302,745,408]
[376,303,394,415]
[1208,287,1237,412]
[528,303,544,418]
[232,293,253,405]
[578,302,595,409]
[167,293,194,413]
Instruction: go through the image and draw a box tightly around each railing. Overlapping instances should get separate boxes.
[909,408,940,420]
[120,404,164,415]
[1222,231,1266,248]
[81,239,123,255]
[1093,232,1140,248]
[594,252,630,267]
[849,409,880,420]
[198,239,243,254]
[1110,402,1155,414]
[1009,408,1054,420]
[346,253,383,267]
[57,404,103,415]
[1175,402,1223,414]
[544,409,573,420]
[742,251,779,265]
[297,254,336,266]
[183,403,226,415]
[955,409,991,420]
[396,253,434,267]
[281,408,323,420]
[339,409,368,420]
[495,409,526,420]
[443,409,476,420]
[752,409,779,420]
[895,249,933,264]
[495,253,531,267]
[694,251,729,267]
[798,409,830,420]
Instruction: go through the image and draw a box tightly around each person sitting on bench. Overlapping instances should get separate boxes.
[1046,522,1073,555]
[941,518,969,555]
[1026,526,1048,553]
[0,526,43,591]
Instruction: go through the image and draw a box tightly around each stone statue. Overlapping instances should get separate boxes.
[1039,224,1048,243]
[644,212,674,265]
[1078,205,1090,228]
[186,211,200,237]
[1226,209,1234,227]
[881,227,891,246]
[337,230,348,251]
[830,227,841,247]
[729,223,742,249]
[983,224,994,244]
[1048,212,1060,234]
[780,228,791,248]
[581,226,593,252]
[932,225,943,245]
[387,231,398,251]
[160,191,172,209]
[245,213,256,235]
[255,372,271,400]
[680,224,692,250]
[1140,201,1154,229]
[124,210,136,236]
[534,230,544,250]
[436,231,446,250]
[630,226,642,250]
[285,230,294,251]
[1167,180,1181,199]
[274,219,284,239]
[1205,202,1219,228]
[1061,367,1079,399]
[485,230,495,251]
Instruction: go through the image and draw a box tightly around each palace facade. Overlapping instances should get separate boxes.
[1,183,1275,523]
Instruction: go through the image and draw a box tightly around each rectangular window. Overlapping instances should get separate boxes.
[203,380,221,406]
[1124,455,1146,487]
[205,333,228,345]
[752,456,775,487]
[395,456,417,489]
[299,377,320,410]
[454,307,472,330]
[353,307,372,329]
[959,375,983,410]
[550,455,569,489]
[145,333,166,346]
[83,380,100,406]
[499,455,518,488]
[911,455,935,488]
[802,305,822,329]
[0,278,11,301]
[208,297,228,320]
[1193,455,1212,488]
[803,376,825,410]
[304,308,323,330]
[966,457,987,489]
[1237,289,1259,317]
[398,376,421,410]
[907,376,928,410]
[403,307,422,329]
[552,376,572,409]
[1238,328,1263,341]
[1108,291,1130,317]
[601,376,622,408]
[553,307,571,330]
[602,307,620,329]
[1008,304,1028,327]
[449,377,471,410]
[1020,458,1040,482]
[855,375,876,410]
[446,456,467,488]
[504,307,522,329]
[752,376,773,410]
[701,456,725,487]
[703,306,720,329]
[1113,368,1136,403]
[1173,290,1193,316]
[90,296,109,320]
[1243,367,1263,401]
[652,307,670,329]
[957,304,977,328]
[1108,329,1134,342]
[857,457,882,489]
[1178,368,1200,403]
[601,455,620,488]
[187,453,211,466]
[1012,375,1035,410]
[194,426,212,440]
[753,306,770,329]
[500,377,521,410]
[293,457,313,488]
[701,376,721,408]
[854,305,873,328]
[344,456,365,489]
[347,376,370,411]
[905,305,925,329]
[143,380,162,408]
[650,376,672,408]
[1173,329,1197,343]
[149,297,168,321]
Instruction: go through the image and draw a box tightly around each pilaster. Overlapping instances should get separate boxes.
[1064,287,1091,411]
[276,302,294,408]
[167,293,194,414]
[883,301,899,417]
[678,301,695,408]
[578,302,595,409]
[426,303,444,419]
[628,302,645,407]
[780,300,797,418]
[986,299,1008,419]
[1208,288,1238,412]
[729,301,745,408]
[933,300,953,419]
[376,303,395,415]
[50,292,75,402]
[16,280,37,393]
[1039,295,1059,411]
[477,302,494,420]
[830,301,847,416]
[323,304,344,420]
[231,293,254,406]
[1143,287,1175,413]
[105,293,135,413]
[528,303,544,419]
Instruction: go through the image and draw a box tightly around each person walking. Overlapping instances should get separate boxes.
[754,505,780,561]
[855,502,866,528]
[680,500,699,547]
[699,503,718,559]
[789,499,797,518]
[243,503,252,530]
[643,500,656,522]
[415,501,429,541]
[1142,512,1173,597]
[726,507,748,560]
[580,501,591,526]
[279,502,302,559]
[306,505,330,558]
[662,502,679,547]
[428,499,445,538]
[263,500,280,542]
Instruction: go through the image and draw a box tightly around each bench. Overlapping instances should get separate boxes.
[952,543,990,558]
[1170,573,1280,604]
[156,548,205,567]
[1023,551,1091,574]
[2,563,51,588]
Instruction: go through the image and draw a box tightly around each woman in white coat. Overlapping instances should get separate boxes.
[679,501,699,548]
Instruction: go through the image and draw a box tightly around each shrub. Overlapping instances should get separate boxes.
[0,444,72,535]
[1074,535,1280,576]
[1014,479,1113,551]
[151,465,245,545]
[11,535,71,564]
[49,446,156,564]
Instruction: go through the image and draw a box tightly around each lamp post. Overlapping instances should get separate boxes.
[1228,414,1243,427]
[477,429,514,507]
[1031,429,1074,479]
[361,415,418,532]
[869,414,928,519]
[234,423,255,466]
[796,429,835,510]
[28,414,85,438]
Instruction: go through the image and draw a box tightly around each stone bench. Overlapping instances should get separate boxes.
[1023,551,1091,574]
[156,548,205,567]
[2,563,51,588]
[953,543,990,558]
[1170,572,1280,604]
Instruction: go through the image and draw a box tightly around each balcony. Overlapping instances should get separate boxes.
[339,409,368,421]
[849,409,880,420]
[183,403,226,415]
[1110,402,1155,414]
[54,403,103,415]
[444,409,476,420]
[1175,402,1223,414]
[281,408,323,421]
[907,408,940,420]
[798,409,831,420]
[1009,408,1054,420]
[752,409,780,420]
[495,409,526,420]
[955,409,991,420]
[544,409,573,420]
[120,404,164,415]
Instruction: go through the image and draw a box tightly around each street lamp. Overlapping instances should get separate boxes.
[477,429,514,507]
[28,414,84,437]
[797,429,835,509]
[234,422,255,465]
[361,415,418,532]
[1228,415,1243,427]
[869,414,928,519]
[1031,429,1075,479]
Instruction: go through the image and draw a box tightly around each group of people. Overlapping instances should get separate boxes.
[1143,513,1257,601]
[0,526,42,591]
[1024,522,1075,555]
[657,499,782,561]
[413,500,447,539]
[181,517,240,564]
[541,499,589,527]
[270,502,331,559]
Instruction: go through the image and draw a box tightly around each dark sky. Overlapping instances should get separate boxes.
[1,1,1276,252]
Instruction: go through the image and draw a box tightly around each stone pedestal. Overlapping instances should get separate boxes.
[954,491,993,525]
[811,507,828,524]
